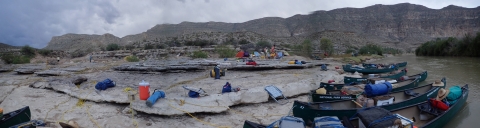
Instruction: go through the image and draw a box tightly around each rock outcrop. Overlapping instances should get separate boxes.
[43,3,480,53]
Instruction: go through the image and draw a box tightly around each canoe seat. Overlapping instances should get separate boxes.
[265,85,289,104]
[404,90,420,97]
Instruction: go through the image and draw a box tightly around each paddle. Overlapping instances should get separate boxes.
[352,100,363,108]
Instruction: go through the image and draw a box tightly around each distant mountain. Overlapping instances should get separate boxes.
[44,3,480,52]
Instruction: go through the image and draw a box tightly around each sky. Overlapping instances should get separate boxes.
[0,0,478,48]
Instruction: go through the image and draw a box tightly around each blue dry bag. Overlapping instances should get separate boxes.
[146,90,166,107]
[95,78,115,90]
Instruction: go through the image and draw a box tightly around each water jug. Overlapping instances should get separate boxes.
[139,80,150,100]
[146,90,165,107]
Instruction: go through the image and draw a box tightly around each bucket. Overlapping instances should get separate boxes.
[146,90,166,107]
[139,80,150,100]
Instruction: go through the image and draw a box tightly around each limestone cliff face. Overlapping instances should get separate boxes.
[44,33,120,52]
[44,3,480,52]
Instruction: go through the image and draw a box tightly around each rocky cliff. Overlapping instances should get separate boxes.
[44,3,480,53]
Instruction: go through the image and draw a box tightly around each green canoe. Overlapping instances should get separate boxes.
[342,64,398,74]
[363,61,408,68]
[0,106,31,128]
[342,68,406,85]
[311,77,420,102]
[346,84,468,128]
[243,120,266,128]
[295,78,446,125]
[328,70,427,90]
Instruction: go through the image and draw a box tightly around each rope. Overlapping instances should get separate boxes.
[124,87,138,128]
[167,101,231,128]
[86,105,102,128]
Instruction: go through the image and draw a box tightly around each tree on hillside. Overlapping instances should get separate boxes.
[21,45,36,58]
[320,38,334,55]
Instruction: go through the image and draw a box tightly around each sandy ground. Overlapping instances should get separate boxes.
[0,56,363,128]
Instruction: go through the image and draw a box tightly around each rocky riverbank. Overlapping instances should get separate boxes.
[0,55,370,128]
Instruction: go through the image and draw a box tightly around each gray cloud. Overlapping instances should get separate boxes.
[0,0,478,48]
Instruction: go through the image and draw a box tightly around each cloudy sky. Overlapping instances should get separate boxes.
[0,0,478,48]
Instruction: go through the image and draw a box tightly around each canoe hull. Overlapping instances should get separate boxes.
[297,79,445,124]
[312,78,420,102]
[343,65,397,74]
[363,62,407,68]
[421,85,468,128]
[0,106,31,128]
[243,120,266,128]
[343,69,406,85]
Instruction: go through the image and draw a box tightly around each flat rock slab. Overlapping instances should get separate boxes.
[0,68,13,72]
[15,68,43,74]
[113,65,205,72]
[32,78,130,103]
[35,70,71,76]
[131,79,315,116]
[0,86,16,103]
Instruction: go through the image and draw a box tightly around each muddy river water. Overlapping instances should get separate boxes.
[371,54,480,127]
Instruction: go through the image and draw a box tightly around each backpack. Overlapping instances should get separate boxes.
[95,79,115,90]
[188,90,200,98]
[222,82,232,93]
[429,98,449,111]
[446,86,462,104]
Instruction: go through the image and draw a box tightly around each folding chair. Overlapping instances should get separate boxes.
[265,85,289,104]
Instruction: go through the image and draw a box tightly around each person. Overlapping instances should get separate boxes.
[270,45,275,53]
[89,54,93,63]
[264,47,269,59]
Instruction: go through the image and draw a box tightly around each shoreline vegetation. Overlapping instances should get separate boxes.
[415,32,480,57]
[1,38,402,65]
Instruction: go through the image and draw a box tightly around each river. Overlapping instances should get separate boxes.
[369,54,480,127]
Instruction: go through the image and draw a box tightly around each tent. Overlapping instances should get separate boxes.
[254,52,260,57]
[243,51,250,57]
[277,52,284,59]
[236,51,244,58]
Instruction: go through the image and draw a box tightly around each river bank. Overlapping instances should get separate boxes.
[0,55,383,128]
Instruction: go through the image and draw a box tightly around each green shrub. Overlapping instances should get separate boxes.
[416,32,480,57]
[238,39,250,45]
[185,40,215,48]
[1,54,30,64]
[320,38,334,55]
[125,45,135,50]
[38,49,52,56]
[292,40,314,57]
[144,44,154,50]
[256,41,272,51]
[190,51,208,58]
[359,44,383,55]
[124,55,140,62]
[21,45,36,58]
[215,45,236,58]
[106,43,120,51]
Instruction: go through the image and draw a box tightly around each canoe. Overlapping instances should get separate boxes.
[334,70,427,89]
[342,64,397,74]
[295,78,446,125]
[243,120,266,128]
[311,77,420,102]
[342,68,406,85]
[346,84,468,128]
[363,61,408,68]
[0,106,31,128]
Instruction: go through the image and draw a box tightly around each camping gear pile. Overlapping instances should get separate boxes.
[355,107,414,128]
[221,82,240,93]
[183,85,208,98]
[314,116,346,128]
